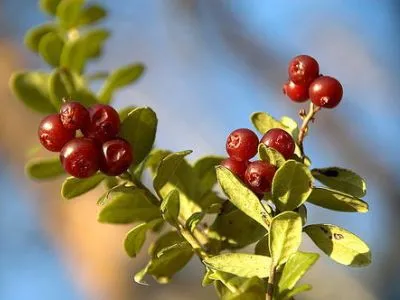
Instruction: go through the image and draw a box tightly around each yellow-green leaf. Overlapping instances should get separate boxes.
[39,0,62,15]
[25,156,65,180]
[61,173,105,199]
[78,4,107,26]
[38,33,64,67]
[160,189,180,226]
[251,112,290,135]
[258,143,285,167]
[24,24,57,53]
[56,0,84,29]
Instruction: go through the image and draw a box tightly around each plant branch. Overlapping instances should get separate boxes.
[297,102,321,158]
[267,264,277,300]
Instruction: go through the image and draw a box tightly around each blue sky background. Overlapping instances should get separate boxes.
[1,1,399,299]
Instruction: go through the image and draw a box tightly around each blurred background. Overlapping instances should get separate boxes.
[1,0,399,299]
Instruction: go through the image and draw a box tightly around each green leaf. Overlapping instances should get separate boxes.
[9,71,55,113]
[79,4,107,26]
[277,252,319,295]
[61,173,105,199]
[103,177,119,190]
[216,166,271,229]
[153,150,192,196]
[161,189,180,226]
[204,254,272,278]
[279,284,312,300]
[82,29,110,59]
[296,204,307,226]
[280,116,300,141]
[144,149,171,173]
[98,187,160,224]
[185,212,204,232]
[304,224,371,267]
[254,235,270,256]
[124,219,162,258]
[312,167,367,197]
[149,231,183,257]
[118,106,136,121]
[38,33,64,67]
[272,160,313,211]
[25,157,64,180]
[209,208,266,249]
[307,187,368,213]
[39,0,62,15]
[98,63,145,104]
[120,107,157,166]
[48,68,76,109]
[222,277,266,300]
[73,88,98,106]
[194,155,224,195]
[199,192,224,212]
[56,0,84,29]
[202,269,214,287]
[269,212,302,266]
[60,38,87,74]
[258,144,285,167]
[251,112,291,135]
[24,24,57,53]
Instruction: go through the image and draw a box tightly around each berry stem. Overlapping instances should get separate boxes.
[297,102,321,158]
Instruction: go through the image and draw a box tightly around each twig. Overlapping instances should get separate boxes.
[297,102,321,158]
[267,264,277,300]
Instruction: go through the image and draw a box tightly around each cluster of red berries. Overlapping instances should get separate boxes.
[283,55,343,108]
[38,102,133,178]
[221,127,295,196]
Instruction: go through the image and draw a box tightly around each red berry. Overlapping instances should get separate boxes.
[60,137,100,178]
[226,128,259,161]
[283,80,309,102]
[100,138,133,176]
[59,101,90,131]
[288,55,319,85]
[38,114,75,152]
[220,158,248,180]
[309,76,343,108]
[244,160,277,194]
[82,104,120,143]
[261,128,295,160]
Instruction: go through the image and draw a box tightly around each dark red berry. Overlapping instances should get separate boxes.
[60,137,100,178]
[244,160,277,194]
[59,101,90,130]
[288,55,319,85]
[261,128,295,160]
[38,114,75,152]
[82,104,120,143]
[283,80,309,103]
[100,138,133,176]
[220,158,248,180]
[309,76,343,108]
[226,128,259,161]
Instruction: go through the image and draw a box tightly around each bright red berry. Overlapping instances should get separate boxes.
[226,128,259,161]
[60,137,100,178]
[100,138,133,176]
[261,128,295,160]
[38,114,75,152]
[309,76,343,108]
[82,104,120,143]
[220,158,248,180]
[283,80,309,102]
[244,160,277,194]
[288,55,319,85]
[59,101,90,131]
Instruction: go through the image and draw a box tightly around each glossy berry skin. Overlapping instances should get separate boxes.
[244,160,277,194]
[283,80,309,103]
[38,114,75,152]
[261,128,295,160]
[226,128,259,161]
[60,101,90,131]
[309,76,343,108]
[100,138,133,176]
[288,55,319,85]
[220,158,248,180]
[60,137,100,178]
[82,104,120,143]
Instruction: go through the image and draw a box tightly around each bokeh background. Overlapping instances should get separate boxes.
[1,0,399,299]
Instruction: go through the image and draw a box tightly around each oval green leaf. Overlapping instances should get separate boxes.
[98,63,145,104]
[82,29,110,58]
[269,212,302,266]
[194,155,224,195]
[272,160,313,211]
[304,224,371,267]
[38,33,64,67]
[120,107,158,167]
[204,253,272,278]
[39,0,62,15]
[251,112,290,135]
[216,166,271,229]
[9,71,55,113]
[25,157,65,180]
[79,4,107,26]
[160,189,180,226]
[48,68,76,109]
[61,173,105,199]
[56,0,84,29]
[312,167,367,197]
[60,38,87,74]
[24,24,57,53]
[307,187,368,213]
[279,284,312,300]
[258,144,285,167]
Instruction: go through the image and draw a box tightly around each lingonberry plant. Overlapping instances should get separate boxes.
[10,1,371,299]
